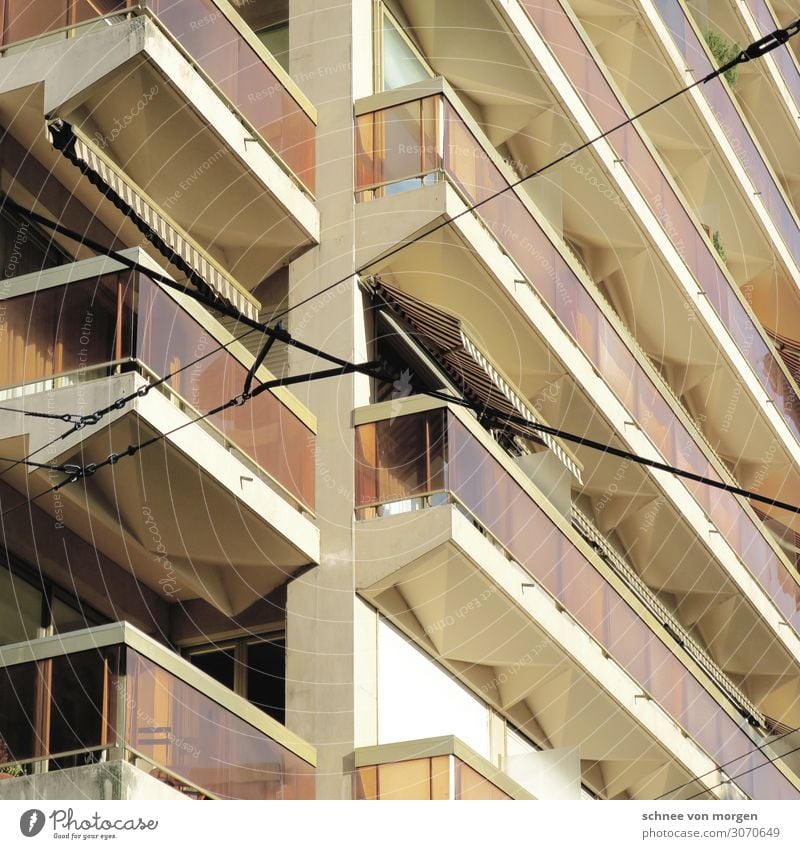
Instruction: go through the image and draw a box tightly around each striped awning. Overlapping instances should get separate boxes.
[365,277,583,484]
[49,122,259,321]
[769,329,800,388]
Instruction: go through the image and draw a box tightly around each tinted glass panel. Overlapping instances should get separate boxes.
[246,638,285,725]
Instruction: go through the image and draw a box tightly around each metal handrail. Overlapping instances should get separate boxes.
[570,503,764,725]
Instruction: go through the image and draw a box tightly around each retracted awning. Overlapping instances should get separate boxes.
[364,276,583,484]
[49,121,259,321]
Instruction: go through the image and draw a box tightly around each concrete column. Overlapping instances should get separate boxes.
[284,0,373,800]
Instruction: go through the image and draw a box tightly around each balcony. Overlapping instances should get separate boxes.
[353,399,800,799]
[0,0,315,193]
[354,736,531,800]
[0,622,315,799]
[516,2,800,454]
[743,0,800,115]
[649,0,800,256]
[0,1,318,292]
[0,250,318,615]
[354,82,800,662]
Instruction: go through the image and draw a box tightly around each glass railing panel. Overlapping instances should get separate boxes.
[355,98,441,194]
[0,270,315,511]
[354,410,447,514]
[0,646,122,771]
[521,0,800,443]
[650,0,800,257]
[0,272,133,387]
[354,91,800,637]
[143,0,315,192]
[448,411,798,799]
[354,408,799,798]
[125,648,313,800]
[354,755,509,799]
[3,1,69,42]
[1,0,315,193]
[133,275,316,511]
[745,0,800,110]
[0,636,314,798]
[454,758,511,800]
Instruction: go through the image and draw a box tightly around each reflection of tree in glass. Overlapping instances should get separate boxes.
[0,736,23,777]
[704,29,741,87]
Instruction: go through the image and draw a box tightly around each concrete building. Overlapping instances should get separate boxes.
[0,0,799,801]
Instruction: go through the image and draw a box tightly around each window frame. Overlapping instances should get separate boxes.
[374,1,435,93]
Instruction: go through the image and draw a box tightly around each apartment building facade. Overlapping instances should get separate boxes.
[0,0,799,802]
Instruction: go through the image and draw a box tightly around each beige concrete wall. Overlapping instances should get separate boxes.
[0,761,186,801]
[284,0,373,800]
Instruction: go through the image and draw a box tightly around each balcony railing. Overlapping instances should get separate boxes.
[649,0,800,269]
[354,403,799,799]
[354,86,800,645]
[0,267,315,513]
[0,623,315,799]
[743,0,800,113]
[520,1,800,444]
[569,504,764,725]
[354,737,525,800]
[0,0,315,193]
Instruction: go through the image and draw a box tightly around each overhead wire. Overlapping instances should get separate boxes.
[2,23,800,529]
[654,717,800,799]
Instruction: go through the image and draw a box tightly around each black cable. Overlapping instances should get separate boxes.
[53,362,377,490]
[3,21,800,522]
[0,405,83,424]
[657,722,800,800]
[0,455,77,473]
[684,741,800,801]
[0,478,70,520]
[20,344,800,521]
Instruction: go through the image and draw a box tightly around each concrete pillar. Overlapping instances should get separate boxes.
[284,0,373,800]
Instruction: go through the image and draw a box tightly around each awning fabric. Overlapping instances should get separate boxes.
[49,122,259,321]
[364,276,583,484]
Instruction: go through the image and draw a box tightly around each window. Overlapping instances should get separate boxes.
[256,23,289,71]
[0,555,105,647]
[235,0,290,72]
[377,5,433,92]
[185,632,286,724]
[0,566,42,645]
[0,197,71,280]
